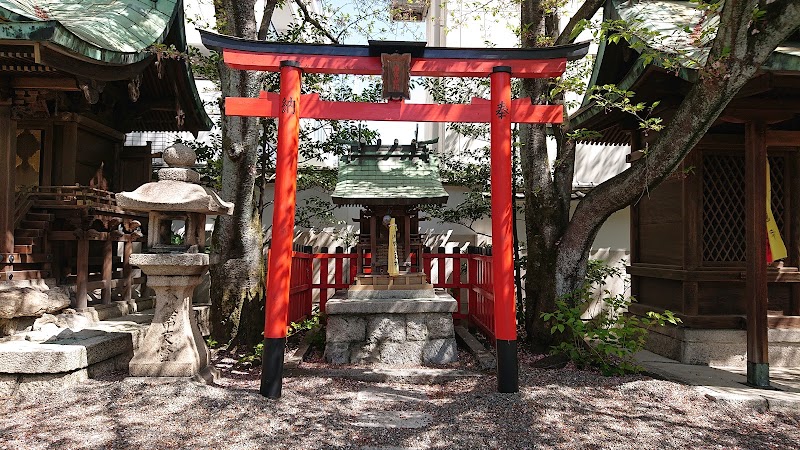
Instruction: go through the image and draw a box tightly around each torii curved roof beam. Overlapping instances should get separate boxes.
[200,30,590,78]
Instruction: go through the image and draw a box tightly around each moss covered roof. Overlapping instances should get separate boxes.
[331,144,449,206]
[0,0,179,64]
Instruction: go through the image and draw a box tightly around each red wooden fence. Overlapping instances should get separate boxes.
[285,246,496,340]
[288,251,312,324]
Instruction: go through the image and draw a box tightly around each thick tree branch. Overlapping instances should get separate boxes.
[555,0,605,45]
[257,0,280,40]
[749,0,800,58]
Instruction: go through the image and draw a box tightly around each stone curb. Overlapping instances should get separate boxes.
[285,366,484,384]
[634,350,800,413]
[454,325,496,370]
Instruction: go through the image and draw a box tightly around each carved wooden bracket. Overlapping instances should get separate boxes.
[128,74,142,102]
[77,77,105,104]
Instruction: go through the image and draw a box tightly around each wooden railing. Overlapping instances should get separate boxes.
[286,246,496,340]
[28,186,117,209]
[13,189,34,230]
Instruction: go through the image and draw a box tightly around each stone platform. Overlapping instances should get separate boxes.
[0,297,212,396]
[646,326,800,368]
[324,280,458,365]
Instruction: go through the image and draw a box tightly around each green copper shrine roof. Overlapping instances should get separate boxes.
[331,144,449,206]
[0,0,180,64]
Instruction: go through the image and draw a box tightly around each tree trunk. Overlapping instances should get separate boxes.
[209,0,273,350]
[519,1,565,351]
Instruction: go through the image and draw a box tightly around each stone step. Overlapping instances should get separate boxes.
[20,220,49,230]
[285,366,483,383]
[0,312,155,397]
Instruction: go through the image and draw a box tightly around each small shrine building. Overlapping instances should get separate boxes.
[331,139,448,274]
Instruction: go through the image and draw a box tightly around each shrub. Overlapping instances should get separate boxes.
[541,260,681,375]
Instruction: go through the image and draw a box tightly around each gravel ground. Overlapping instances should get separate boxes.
[1,349,799,450]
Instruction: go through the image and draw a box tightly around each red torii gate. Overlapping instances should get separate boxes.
[201,31,589,398]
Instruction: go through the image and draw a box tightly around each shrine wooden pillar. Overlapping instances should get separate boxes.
[745,120,769,387]
[75,236,89,311]
[101,238,113,305]
[0,103,16,273]
[261,60,302,399]
[490,66,518,393]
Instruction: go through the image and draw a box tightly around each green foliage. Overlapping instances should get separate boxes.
[205,337,219,349]
[288,311,326,348]
[238,312,326,364]
[170,232,184,245]
[590,84,664,137]
[541,260,681,375]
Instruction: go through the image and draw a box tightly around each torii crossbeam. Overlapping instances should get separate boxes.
[201,30,589,398]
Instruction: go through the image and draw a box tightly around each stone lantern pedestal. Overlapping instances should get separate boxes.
[128,253,213,379]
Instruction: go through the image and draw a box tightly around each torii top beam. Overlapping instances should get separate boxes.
[200,30,589,78]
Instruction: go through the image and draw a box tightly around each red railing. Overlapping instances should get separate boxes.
[469,253,495,341]
[285,246,495,340]
[287,248,313,324]
[314,248,357,312]
[422,249,470,321]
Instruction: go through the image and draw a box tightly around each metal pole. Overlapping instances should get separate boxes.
[260,60,302,398]
[490,66,518,393]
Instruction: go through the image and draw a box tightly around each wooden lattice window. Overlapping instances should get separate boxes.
[702,154,786,263]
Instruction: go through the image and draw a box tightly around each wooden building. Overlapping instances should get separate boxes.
[572,1,800,372]
[330,140,448,275]
[0,0,212,311]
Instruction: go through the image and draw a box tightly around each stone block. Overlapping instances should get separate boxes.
[87,356,116,378]
[0,373,18,397]
[0,285,70,319]
[326,316,366,343]
[0,317,35,337]
[406,316,428,341]
[158,168,200,183]
[14,369,89,397]
[348,287,436,300]
[95,302,129,321]
[324,342,350,365]
[423,339,457,364]
[380,341,423,364]
[55,313,93,331]
[426,314,454,339]
[193,304,211,337]
[0,341,77,373]
[367,316,406,343]
[350,342,380,364]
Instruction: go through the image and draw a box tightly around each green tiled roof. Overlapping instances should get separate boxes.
[332,146,449,206]
[0,0,180,64]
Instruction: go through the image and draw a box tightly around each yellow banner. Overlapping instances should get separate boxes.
[388,217,400,276]
[766,160,787,262]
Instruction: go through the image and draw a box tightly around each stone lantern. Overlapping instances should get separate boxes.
[116,143,233,380]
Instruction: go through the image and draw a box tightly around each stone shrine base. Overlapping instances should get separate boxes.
[324,290,458,365]
[646,326,800,368]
